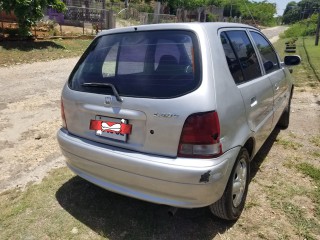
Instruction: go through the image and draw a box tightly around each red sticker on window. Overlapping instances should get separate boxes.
[90,120,132,135]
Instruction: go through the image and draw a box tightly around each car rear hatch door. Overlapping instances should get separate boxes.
[63,29,202,157]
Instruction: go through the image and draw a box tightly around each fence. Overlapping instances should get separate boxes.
[1,3,241,39]
[48,6,115,32]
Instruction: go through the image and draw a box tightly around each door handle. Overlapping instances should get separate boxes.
[250,97,257,107]
[275,84,280,91]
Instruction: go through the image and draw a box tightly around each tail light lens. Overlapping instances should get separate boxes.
[178,111,222,158]
[61,99,68,129]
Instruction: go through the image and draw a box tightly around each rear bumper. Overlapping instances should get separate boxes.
[57,128,240,208]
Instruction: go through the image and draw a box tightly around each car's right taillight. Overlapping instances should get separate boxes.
[178,111,222,158]
[61,99,68,129]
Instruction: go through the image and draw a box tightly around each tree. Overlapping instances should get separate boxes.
[240,1,276,25]
[0,0,66,37]
[160,0,277,25]
[283,0,320,24]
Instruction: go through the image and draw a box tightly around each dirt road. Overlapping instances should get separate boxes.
[0,58,79,191]
[261,26,288,43]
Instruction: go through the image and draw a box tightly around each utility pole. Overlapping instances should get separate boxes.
[316,9,320,46]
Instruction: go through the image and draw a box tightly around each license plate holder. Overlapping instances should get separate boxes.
[94,116,128,142]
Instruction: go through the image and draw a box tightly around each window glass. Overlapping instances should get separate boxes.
[225,30,262,82]
[220,32,244,83]
[250,31,280,74]
[102,43,118,77]
[154,39,181,70]
[117,36,148,75]
[69,31,200,98]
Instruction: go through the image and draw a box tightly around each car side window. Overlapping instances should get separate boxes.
[220,32,244,83]
[250,31,280,74]
[222,30,262,83]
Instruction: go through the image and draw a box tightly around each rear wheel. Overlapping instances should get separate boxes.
[209,148,250,220]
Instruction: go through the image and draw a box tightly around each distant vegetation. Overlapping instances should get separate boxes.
[0,0,66,37]
[282,14,319,38]
[282,0,320,25]
[281,0,320,38]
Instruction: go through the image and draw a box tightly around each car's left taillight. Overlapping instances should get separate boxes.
[61,98,68,129]
[178,111,222,158]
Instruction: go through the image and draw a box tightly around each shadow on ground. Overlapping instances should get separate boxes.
[0,41,65,51]
[56,128,281,240]
[250,127,281,182]
[56,178,234,239]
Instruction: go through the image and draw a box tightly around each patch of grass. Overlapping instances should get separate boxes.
[0,168,82,240]
[310,135,320,148]
[245,201,260,210]
[267,178,320,239]
[297,163,320,183]
[0,39,92,66]
[296,163,320,218]
[282,202,318,240]
[273,37,320,88]
[312,151,320,158]
[275,137,303,150]
[0,167,235,240]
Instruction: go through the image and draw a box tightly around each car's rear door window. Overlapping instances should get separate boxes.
[69,30,201,98]
[220,32,244,83]
[221,30,262,84]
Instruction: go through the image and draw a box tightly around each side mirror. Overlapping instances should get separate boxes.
[284,55,301,66]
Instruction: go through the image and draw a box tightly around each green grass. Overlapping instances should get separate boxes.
[310,135,320,148]
[0,39,92,66]
[273,36,320,88]
[282,202,319,240]
[275,137,303,150]
[312,151,320,158]
[266,176,320,239]
[0,167,234,240]
[296,163,320,218]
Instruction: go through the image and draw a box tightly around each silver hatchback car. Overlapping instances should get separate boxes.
[57,22,300,220]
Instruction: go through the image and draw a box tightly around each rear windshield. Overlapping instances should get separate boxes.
[68,30,201,98]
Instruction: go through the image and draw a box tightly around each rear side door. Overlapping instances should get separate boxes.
[249,30,288,126]
[220,30,274,151]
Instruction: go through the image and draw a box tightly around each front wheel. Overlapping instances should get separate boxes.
[209,148,250,220]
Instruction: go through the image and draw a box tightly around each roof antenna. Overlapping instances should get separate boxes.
[242,0,257,26]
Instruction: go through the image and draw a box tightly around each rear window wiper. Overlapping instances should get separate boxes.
[81,83,123,102]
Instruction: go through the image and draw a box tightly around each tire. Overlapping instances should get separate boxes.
[277,93,292,129]
[209,148,250,221]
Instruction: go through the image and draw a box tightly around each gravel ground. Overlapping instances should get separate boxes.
[261,26,289,43]
[0,58,79,192]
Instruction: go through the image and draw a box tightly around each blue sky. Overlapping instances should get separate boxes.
[254,0,298,16]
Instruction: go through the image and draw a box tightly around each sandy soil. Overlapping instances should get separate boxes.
[0,58,79,191]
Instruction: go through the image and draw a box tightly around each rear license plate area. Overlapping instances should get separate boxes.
[95,116,128,142]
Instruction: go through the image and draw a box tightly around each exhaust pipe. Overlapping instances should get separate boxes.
[167,207,178,217]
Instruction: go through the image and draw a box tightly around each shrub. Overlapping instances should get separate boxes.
[282,14,318,38]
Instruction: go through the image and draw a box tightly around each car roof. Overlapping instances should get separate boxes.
[99,22,260,36]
